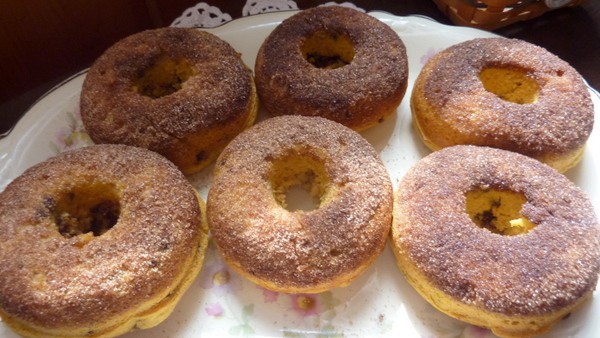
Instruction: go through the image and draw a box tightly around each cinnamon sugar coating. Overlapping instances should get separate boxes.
[393,145,600,316]
[255,6,408,131]
[412,37,594,165]
[207,116,393,293]
[0,145,204,335]
[80,27,257,174]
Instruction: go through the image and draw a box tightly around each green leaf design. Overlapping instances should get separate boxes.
[228,324,255,335]
[242,303,254,321]
[228,303,255,336]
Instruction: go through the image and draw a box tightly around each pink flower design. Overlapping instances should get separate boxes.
[50,105,92,154]
[420,47,440,65]
[463,325,494,337]
[261,288,279,303]
[199,262,242,295]
[205,303,224,317]
[288,294,323,318]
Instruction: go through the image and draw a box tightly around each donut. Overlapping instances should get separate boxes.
[80,27,258,174]
[207,115,393,293]
[0,144,208,338]
[254,6,408,131]
[411,37,594,173]
[391,145,600,338]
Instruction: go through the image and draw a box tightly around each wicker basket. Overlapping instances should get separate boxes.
[432,0,587,30]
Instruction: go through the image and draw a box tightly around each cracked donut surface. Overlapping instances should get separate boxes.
[0,144,208,338]
[80,27,258,174]
[207,116,393,293]
[392,145,600,338]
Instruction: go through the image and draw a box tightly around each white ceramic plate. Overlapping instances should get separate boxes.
[0,10,598,338]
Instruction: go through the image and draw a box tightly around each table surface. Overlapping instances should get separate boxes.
[1,0,599,136]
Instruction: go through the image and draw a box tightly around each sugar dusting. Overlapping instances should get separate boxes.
[255,6,408,130]
[414,37,594,157]
[79,27,255,172]
[393,145,600,316]
[207,116,393,291]
[0,144,204,328]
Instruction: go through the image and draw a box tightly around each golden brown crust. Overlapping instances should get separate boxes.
[411,37,594,171]
[80,27,257,174]
[0,144,206,336]
[255,6,408,131]
[207,116,393,293]
[392,145,600,332]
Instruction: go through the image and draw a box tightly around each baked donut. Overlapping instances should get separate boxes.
[411,37,594,173]
[391,145,600,338]
[254,6,408,131]
[80,27,258,174]
[0,144,208,338]
[207,115,393,293]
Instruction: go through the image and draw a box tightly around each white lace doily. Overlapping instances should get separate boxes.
[172,1,365,28]
[242,0,299,16]
[171,2,233,28]
[319,1,365,12]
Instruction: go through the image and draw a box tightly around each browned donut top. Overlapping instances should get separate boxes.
[207,116,392,290]
[80,27,253,156]
[255,6,408,128]
[418,37,594,157]
[393,145,600,316]
[0,145,202,329]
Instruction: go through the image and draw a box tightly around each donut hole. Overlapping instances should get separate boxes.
[479,67,539,104]
[301,30,355,69]
[134,55,195,98]
[52,182,121,240]
[269,154,330,211]
[465,189,536,236]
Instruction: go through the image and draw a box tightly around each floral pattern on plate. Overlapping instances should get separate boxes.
[49,102,92,154]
